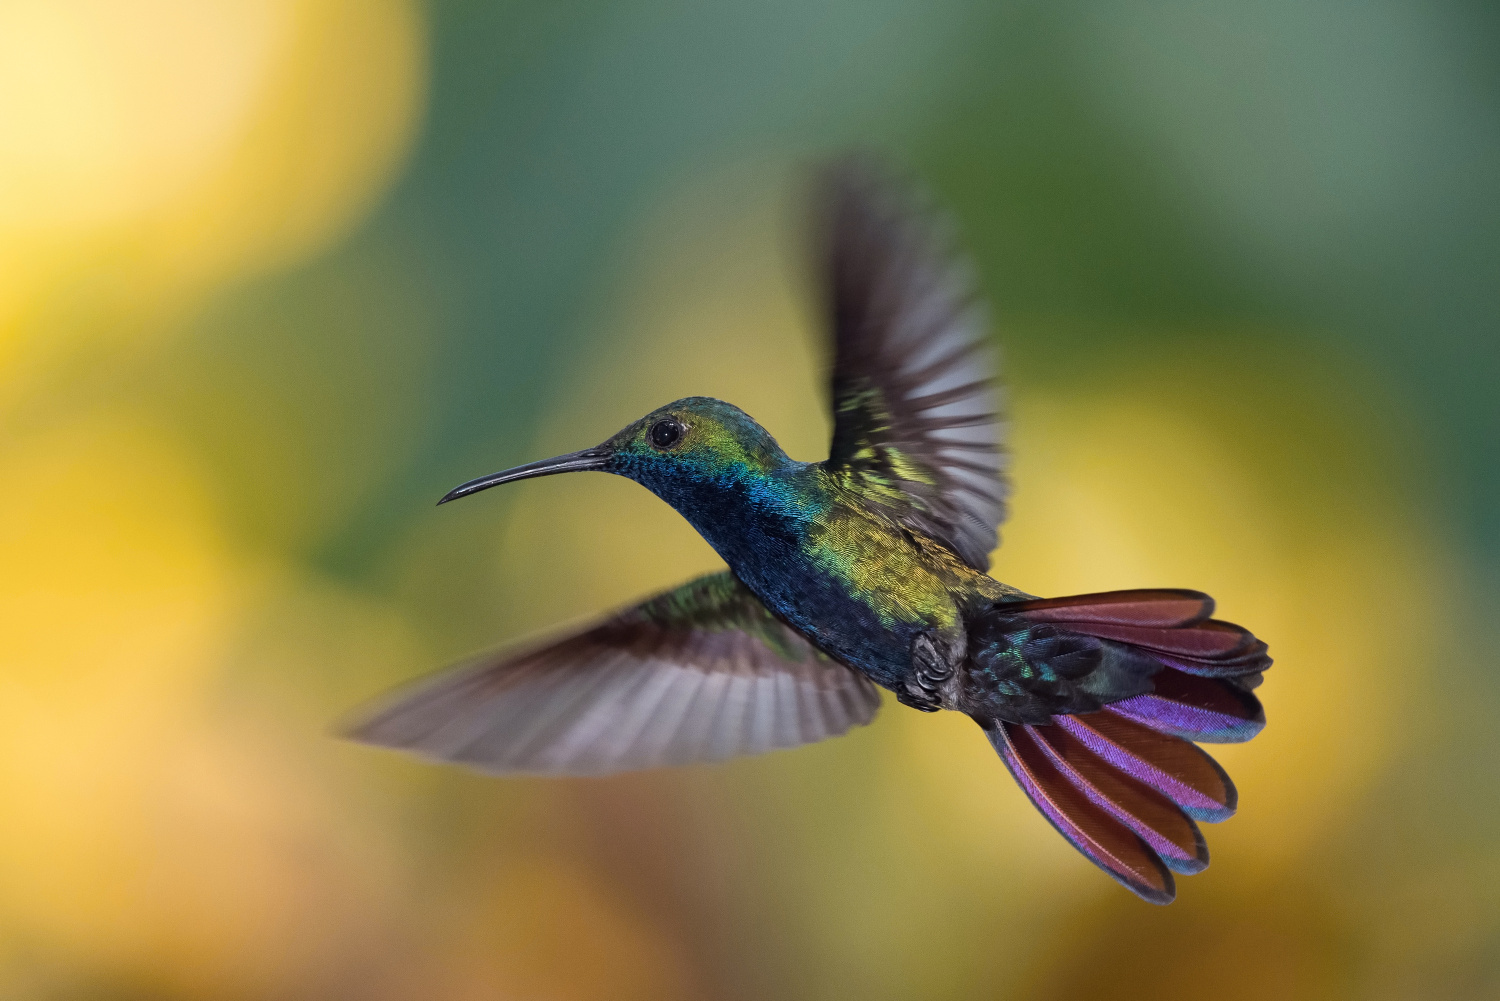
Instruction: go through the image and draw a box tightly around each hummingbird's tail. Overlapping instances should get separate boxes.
[976,589,1269,903]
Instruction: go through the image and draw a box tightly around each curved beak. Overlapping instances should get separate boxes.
[437,447,611,505]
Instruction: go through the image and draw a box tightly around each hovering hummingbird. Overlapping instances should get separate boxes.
[349,162,1269,904]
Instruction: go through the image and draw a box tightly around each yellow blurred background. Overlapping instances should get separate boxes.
[2,2,1496,998]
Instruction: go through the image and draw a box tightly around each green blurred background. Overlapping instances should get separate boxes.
[2,1,1497,998]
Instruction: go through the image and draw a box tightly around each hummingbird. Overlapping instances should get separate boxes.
[349,161,1270,904]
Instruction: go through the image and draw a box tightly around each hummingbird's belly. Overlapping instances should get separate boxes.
[734,520,968,689]
[739,558,929,688]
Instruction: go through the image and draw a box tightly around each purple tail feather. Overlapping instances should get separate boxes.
[985,589,1269,903]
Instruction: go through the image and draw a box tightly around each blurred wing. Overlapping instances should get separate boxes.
[821,159,1008,570]
[346,572,881,775]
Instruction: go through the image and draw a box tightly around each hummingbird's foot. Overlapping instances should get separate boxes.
[903,630,960,711]
[895,689,942,713]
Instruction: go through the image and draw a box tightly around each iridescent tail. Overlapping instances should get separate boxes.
[980,589,1269,903]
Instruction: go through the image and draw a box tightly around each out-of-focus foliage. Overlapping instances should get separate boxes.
[1,2,1496,998]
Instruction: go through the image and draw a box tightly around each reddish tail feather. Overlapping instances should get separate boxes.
[984,589,1270,903]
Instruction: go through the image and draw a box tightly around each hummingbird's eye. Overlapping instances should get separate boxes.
[648,418,684,450]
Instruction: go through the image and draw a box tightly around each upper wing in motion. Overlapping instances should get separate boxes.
[820,159,1008,570]
[347,572,881,775]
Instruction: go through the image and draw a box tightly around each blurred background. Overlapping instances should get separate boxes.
[2,1,1498,998]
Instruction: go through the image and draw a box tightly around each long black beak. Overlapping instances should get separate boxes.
[437,447,611,505]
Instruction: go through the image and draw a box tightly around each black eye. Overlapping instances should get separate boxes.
[649,418,683,450]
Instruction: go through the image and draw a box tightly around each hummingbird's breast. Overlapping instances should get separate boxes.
[706,489,997,688]
[658,461,1011,689]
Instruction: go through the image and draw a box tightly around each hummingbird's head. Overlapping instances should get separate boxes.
[437,397,793,508]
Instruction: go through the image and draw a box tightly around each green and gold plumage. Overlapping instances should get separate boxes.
[349,160,1271,904]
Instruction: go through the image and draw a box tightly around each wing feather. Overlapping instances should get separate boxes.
[819,159,1009,569]
[347,572,881,775]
